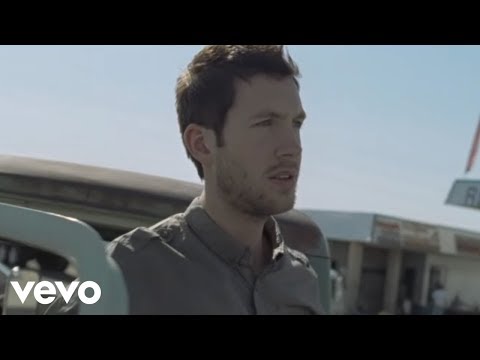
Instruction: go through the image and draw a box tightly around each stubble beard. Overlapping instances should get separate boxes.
[215,154,297,218]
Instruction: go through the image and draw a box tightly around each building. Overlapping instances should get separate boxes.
[304,210,480,315]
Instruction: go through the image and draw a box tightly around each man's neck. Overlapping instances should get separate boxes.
[199,191,272,272]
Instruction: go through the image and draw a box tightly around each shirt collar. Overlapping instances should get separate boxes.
[184,197,285,266]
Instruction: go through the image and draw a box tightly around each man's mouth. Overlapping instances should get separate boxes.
[268,170,298,189]
[269,173,295,181]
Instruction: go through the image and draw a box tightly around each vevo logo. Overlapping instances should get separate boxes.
[10,281,101,305]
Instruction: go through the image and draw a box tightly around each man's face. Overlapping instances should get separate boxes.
[213,74,305,217]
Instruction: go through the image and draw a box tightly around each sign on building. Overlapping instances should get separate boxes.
[445,179,480,211]
[373,216,440,253]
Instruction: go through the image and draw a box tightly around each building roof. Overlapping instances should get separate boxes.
[302,209,480,259]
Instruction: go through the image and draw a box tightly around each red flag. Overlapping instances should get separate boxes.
[465,117,480,173]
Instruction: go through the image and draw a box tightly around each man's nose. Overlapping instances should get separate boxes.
[275,129,302,159]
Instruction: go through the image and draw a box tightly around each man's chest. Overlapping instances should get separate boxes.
[131,255,317,315]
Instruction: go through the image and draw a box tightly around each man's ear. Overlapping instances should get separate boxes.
[183,124,215,166]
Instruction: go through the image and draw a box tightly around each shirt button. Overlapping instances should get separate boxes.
[158,229,173,243]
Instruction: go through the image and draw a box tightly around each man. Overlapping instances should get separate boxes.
[431,283,448,315]
[48,45,323,315]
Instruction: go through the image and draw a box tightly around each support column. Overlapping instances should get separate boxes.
[346,243,363,314]
[383,249,402,314]
[421,255,432,307]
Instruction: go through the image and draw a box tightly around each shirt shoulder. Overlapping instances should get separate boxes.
[105,213,190,291]
[285,247,316,274]
[282,246,324,315]
[105,214,194,314]
[106,213,186,257]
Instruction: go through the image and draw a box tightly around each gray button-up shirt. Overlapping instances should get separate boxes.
[106,198,323,315]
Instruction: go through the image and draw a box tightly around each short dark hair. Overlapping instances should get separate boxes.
[175,45,301,179]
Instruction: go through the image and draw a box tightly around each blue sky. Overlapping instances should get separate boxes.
[1,45,480,232]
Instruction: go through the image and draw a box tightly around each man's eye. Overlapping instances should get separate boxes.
[255,119,273,127]
[293,120,304,129]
